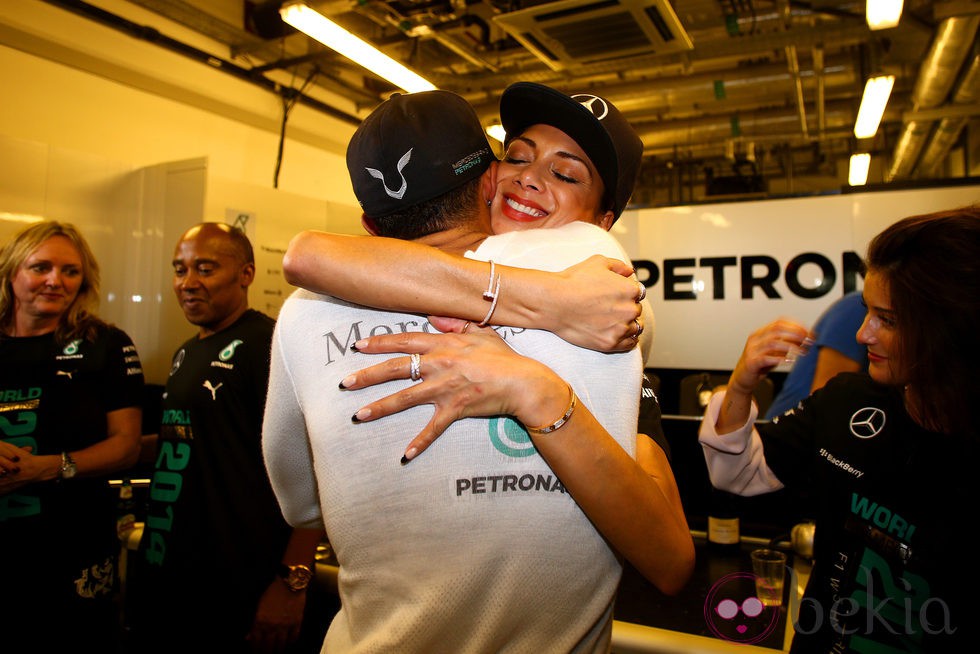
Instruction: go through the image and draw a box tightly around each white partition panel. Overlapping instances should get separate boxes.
[614,186,980,370]
[1,135,362,385]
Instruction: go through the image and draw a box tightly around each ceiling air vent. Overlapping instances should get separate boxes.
[493,0,693,72]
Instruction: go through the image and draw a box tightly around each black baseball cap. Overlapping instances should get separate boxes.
[499,82,643,221]
[347,91,495,218]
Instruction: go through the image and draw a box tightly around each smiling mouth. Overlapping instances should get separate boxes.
[504,197,547,218]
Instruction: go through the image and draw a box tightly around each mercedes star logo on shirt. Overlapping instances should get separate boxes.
[849,407,886,439]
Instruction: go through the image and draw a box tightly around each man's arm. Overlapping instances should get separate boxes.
[808,290,868,393]
[809,346,861,392]
[248,527,324,651]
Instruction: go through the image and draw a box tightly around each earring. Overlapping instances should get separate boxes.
[486,199,492,207]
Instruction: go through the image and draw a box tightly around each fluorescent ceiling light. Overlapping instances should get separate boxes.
[486,124,506,143]
[867,0,903,30]
[854,75,894,138]
[279,2,436,94]
[0,212,45,224]
[848,153,871,186]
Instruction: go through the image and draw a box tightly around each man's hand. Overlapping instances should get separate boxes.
[246,578,307,653]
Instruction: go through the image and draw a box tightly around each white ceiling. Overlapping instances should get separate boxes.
[37,0,980,203]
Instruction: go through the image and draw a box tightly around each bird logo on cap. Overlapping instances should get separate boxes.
[366,148,413,200]
[572,94,609,121]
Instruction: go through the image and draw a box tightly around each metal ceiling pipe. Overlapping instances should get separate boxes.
[642,130,854,160]
[471,56,857,124]
[887,119,933,179]
[886,14,980,180]
[814,46,826,135]
[634,100,857,150]
[786,44,809,138]
[446,16,874,90]
[916,53,980,175]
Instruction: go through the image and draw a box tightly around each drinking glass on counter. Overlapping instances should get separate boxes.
[750,549,787,607]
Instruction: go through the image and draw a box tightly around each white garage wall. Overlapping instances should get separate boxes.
[615,185,980,370]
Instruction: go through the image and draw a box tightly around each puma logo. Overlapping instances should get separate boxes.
[203,380,223,400]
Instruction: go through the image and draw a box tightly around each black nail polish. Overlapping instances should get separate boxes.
[351,414,361,423]
[338,381,347,390]
[400,455,410,465]
[350,343,359,352]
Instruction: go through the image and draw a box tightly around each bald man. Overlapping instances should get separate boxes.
[127,223,322,654]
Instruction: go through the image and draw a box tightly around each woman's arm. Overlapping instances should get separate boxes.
[283,230,644,352]
[698,319,805,497]
[636,434,687,527]
[71,406,142,476]
[341,329,695,595]
[717,319,809,434]
[699,392,785,496]
[0,406,141,493]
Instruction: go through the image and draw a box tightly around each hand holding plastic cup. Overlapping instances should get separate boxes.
[751,548,787,607]
[784,336,815,364]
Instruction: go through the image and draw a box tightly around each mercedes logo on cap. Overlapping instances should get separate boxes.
[572,94,609,121]
[849,407,886,439]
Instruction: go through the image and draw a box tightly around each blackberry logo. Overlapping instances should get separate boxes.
[849,407,885,439]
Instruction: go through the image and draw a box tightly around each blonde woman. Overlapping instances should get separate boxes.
[0,221,144,652]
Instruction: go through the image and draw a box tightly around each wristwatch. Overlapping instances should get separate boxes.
[278,563,313,592]
[59,451,77,479]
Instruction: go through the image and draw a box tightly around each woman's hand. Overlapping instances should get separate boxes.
[0,440,27,475]
[546,255,646,353]
[0,441,26,495]
[341,327,567,462]
[715,319,808,435]
[0,443,46,495]
[729,319,810,394]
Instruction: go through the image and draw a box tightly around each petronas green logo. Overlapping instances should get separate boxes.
[219,339,243,361]
[488,417,537,458]
[63,339,82,355]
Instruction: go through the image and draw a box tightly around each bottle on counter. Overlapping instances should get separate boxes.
[707,487,741,553]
